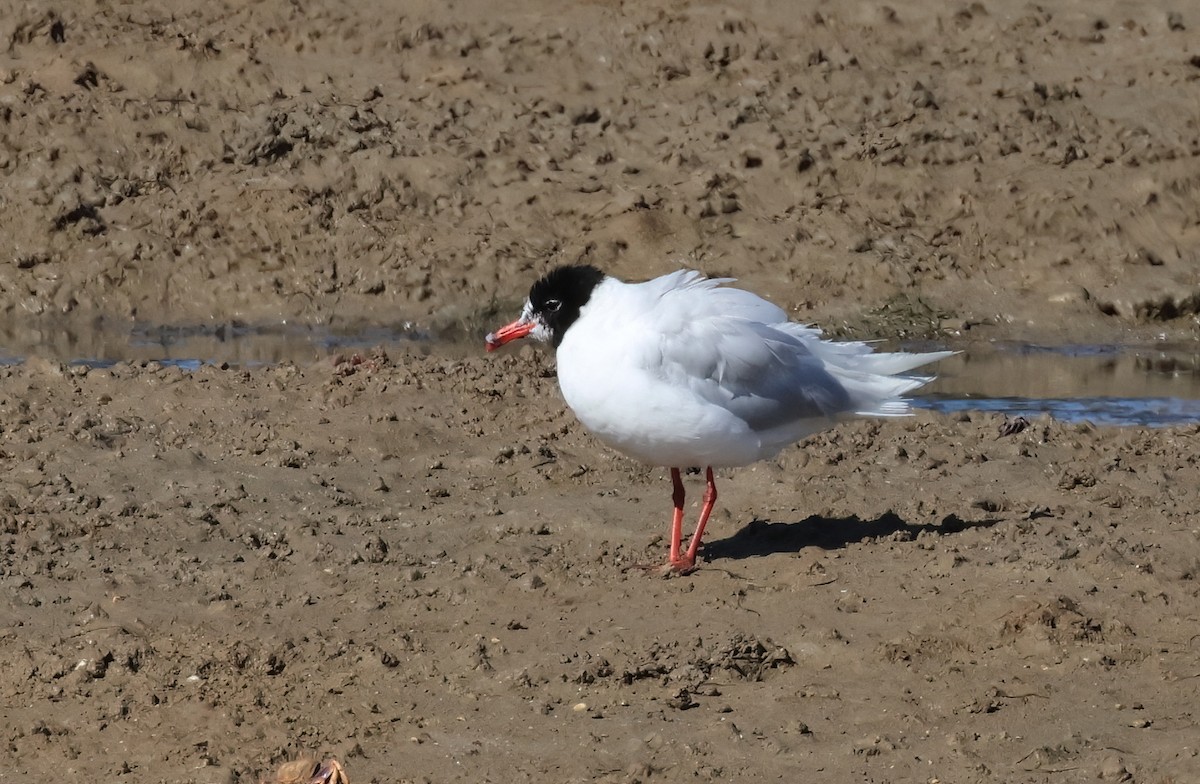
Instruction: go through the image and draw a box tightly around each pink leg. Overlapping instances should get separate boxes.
[667,467,685,564]
[682,467,718,566]
[660,467,717,574]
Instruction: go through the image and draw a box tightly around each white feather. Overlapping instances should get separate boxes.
[555,271,951,467]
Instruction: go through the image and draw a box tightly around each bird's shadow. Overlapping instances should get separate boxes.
[703,512,1001,561]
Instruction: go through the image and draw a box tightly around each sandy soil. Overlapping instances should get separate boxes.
[2,1,1200,782]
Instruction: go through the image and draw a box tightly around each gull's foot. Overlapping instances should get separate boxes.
[664,556,697,576]
[628,558,697,577]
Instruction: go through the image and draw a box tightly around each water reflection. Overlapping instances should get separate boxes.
[913,395,1200,428]
[912,342,1200,427]
[923,342,1200,399]
[1,320,1199,427]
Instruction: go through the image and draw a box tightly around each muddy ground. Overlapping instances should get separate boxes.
[2,0,1200,782]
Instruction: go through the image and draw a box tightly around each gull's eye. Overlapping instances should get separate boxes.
[543,298,562,313]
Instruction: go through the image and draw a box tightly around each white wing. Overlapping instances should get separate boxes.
[638,273,951,427]
[653,315,851,430]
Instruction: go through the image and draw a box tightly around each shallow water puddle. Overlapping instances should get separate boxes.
[915,342,1200,427]
[2,322,1198,427]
